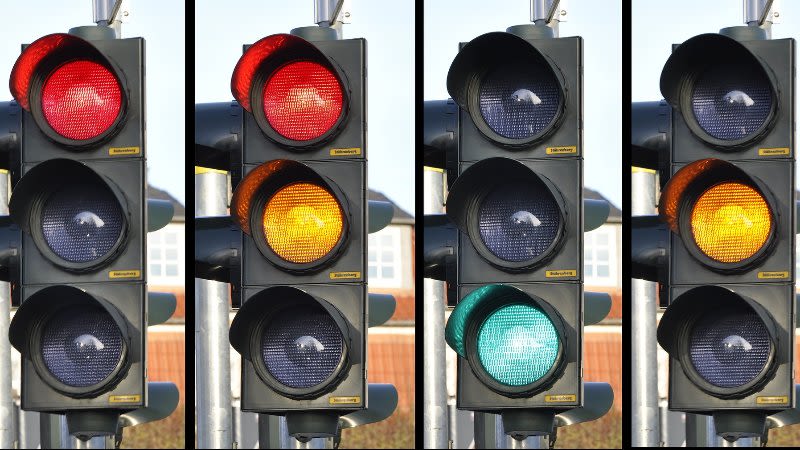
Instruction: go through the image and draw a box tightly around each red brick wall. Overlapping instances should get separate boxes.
[584,330,622,411]
[367,332,415,413]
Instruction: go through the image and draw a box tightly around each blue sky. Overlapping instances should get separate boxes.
[195,1,415,216]
[0,1,185,205]
[424,0,622,210]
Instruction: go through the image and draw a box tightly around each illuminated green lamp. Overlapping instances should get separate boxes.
[445,284,566,397]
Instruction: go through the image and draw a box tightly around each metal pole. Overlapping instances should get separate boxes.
[424,167,449,449]
[195,169,233,449]
[71,436,107,449]
[0,171,12,449]
[744,0,775,38]
[496,416,543,449]
[92,0,122,37]
[631,168,660,446]
[257,414,281,449]
[40,413,61,449]
[494,414,506,449]
[530,0,562,35]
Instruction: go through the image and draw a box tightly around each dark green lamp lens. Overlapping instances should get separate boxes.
[476,303,559,386]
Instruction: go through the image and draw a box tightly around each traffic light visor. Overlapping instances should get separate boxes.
[8,286,131,398]
[231,160,350,271]
[445,284,566,396]
[659,158,776,270]
[657,286,778,398]
[9,159,129,272]
[229,286,352,399]
[447,32,566,147]
[660,33,777,147]
[10,33,127,146]
[231,33,349,147]
[447,158,566,271]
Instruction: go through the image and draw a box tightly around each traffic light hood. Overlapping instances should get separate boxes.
[229,286,353,361]
[660,33,775,110]
[446,157,567,271]
[446,32,563,113]
[444,284,565,358]
[9,285,129,356]
[231,33,346,114]
[9,159,129,238]
[10,33,120,112]
[658,158,773,233]
[230,158,349,237]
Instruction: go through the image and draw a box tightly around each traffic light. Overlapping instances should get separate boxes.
[2,28,176,439]
[424,26,612,439]
[196,28,395,441]
[633,29,796,440]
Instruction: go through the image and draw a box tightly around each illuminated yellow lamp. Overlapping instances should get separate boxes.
[262,182,344,263]
[690,182,772,263]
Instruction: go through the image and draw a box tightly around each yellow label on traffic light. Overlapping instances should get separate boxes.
[330,271,361,279]
[546,270,577,278]
[109,270,141,279]
[758,271,789,279]
[758,147,790,156]
[756,396,788,405]
[109,395,141,403]
[545,394,576,403]
[329,396,361,405]
[330,147,361,156]
[109,146,141,156]
[546,146,577,155]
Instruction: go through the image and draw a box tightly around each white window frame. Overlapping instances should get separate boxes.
[147,223,185,286]
[584,225,617,287]
[368,226,403,288]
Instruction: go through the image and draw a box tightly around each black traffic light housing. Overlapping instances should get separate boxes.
[6,27,149,427]
[649,29,796,433]
[10,283,145,411]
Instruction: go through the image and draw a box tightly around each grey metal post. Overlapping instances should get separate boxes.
[496,415,543,449]
[0,171,12,449]
[631,168,660,446]
[424,167,449,449]
[530,0,564,36]
[744,0,776,39]
[196,169,233,449]
[40,413,61,448]
[494,414,506,449]
[92,0,123,37]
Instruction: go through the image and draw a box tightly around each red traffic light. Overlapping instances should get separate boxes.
[231,34,349,148]
[9,33,127,147]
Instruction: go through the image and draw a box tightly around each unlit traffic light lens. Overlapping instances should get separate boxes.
[41,60,122,140]
[689,309,771,388]
[690,182,772,263]
[477,303,559,386]
[263,61,343,141]
[40,307,124,387]
[261,306,344,389]
[478,181,561,262]
[479,63,561,139]
[262,182,344,264]
[691,65,772,141]
[41,185,124,263]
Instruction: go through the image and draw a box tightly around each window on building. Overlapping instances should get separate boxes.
[148,224,184,285]
[368,226,402,288]
[585,225,616,286]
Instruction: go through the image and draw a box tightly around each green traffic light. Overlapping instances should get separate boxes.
[477,303,559,386]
